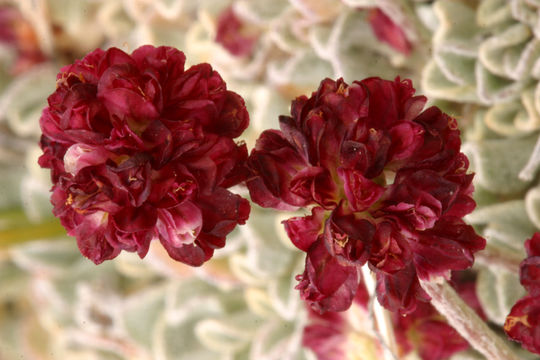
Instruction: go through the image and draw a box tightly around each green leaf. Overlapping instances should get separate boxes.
[195,312,260,353]
[476,266,526,325]
[467,200,536,252]
[10,239,80,275]
[122,285,167,350]
[464,134,537,195]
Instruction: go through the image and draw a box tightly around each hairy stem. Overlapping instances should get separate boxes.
[420,278,520,360]
[361,266,398,360]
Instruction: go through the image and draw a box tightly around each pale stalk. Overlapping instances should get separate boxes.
[361,266,398,360]
[420,278,520,360]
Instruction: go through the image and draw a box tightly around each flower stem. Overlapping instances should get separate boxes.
[420,278,520,360]
[361,266,398,360]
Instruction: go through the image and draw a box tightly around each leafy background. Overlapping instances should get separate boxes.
[1,0,540,359]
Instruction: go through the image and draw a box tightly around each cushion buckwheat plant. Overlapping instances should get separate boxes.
[246,76,486,314]
[38,45,250,266]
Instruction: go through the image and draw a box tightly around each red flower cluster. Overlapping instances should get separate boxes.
[368,8,412,56]
[215,6,259,57]
[302,275,473,360]
[39,45,250,265]
[302,286,373,360]
[505,233,540,354]
[246,77,485,314]
[393,298,469,360]
[0,6,45,74]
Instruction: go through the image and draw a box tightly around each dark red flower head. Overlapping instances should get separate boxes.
[392,299,469,360]
[247,77,484,314]
[505,233,540,354]
[215,6,259,57]
[368,8,412,55]
[0,5,45,74]
[39,45,250,265]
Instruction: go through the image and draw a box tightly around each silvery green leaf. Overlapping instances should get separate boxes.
[510,0,539,28]
[289,0,344,22]
[0,166,25,210]
[122,285,168,351]
[484,100,531,137]
[153,312,218,360]
[463,134,537,195]
[19,314,57,360]
[309,10,403,81]
[422,60,480,103]
[147,0,184,20]
[470,184,503,208]
[244,287,277,318]
[21,149,54,222]
[477,0,512,28]
[516,85,540,131]
[94,1,134,44]
[0,313,25,360]
[476,266,526,325]
[229,253,267,286]
[195,312,260,353]
[232,348,251,360]
[40,259,119,327]
[0,65,56,137]
[0,259,28,301]
[525,185,540,230]
[46,0,106,53]
[239,208,295,278]
[466,200,536,252]
[113,252,161,280]
[336,12,404,81]
[249,318,306,360]
[422,1,483,102]
[234,0,290,24]
[244,85,290,135]
[433,0,482,56]
[72,284,125,343]
[10,239,80,276]
[267,256,305,321]
[478,23,536,80]
[145,22,187,50]
[475,61,531,104]
[267,49,333,95]
[415,2,439,32]
[433,50,477,86]
[463,108,501,143]
[269,15,306,53]
[164,279,225,326]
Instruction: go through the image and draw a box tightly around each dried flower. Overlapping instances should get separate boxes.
[247,77,484,314]
[505,232,540,354]
[393,299,469,360]
[215,6,259,57]
[39,45,250,265]
[302,285,378,360]
[0,5,45,74]
[368,8,412,55]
